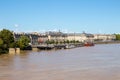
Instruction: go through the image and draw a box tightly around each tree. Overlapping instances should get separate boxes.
[17,36,30,50]
[45,40,50,44]
[76,40,79,43]
[50,40,55,44]
[0,38,3,45]
[0,38,4,54]
[115,34,120,40]
[45,40,55,44]
[0,29,15,53]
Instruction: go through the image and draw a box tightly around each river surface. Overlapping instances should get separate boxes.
[0,44,120,80]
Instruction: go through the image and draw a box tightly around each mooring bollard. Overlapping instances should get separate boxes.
[9,48,20,54]
[9,48,15,54]
[32,47,39,51]
[16,48,20,54]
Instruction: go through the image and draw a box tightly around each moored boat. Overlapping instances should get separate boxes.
[84,42,94,46]
[65,44,75,49]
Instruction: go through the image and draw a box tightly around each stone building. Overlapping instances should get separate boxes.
[67,33,94,42]
[94,34,116,41]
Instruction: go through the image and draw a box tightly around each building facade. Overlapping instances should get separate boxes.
[94,34,116,41]
[67,33,94,42]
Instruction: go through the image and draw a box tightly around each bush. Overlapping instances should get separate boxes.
[17,36,30,50]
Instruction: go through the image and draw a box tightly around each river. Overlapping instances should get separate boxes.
[0,44,120,80]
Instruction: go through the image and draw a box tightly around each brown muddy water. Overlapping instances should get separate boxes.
[0,44,120,80]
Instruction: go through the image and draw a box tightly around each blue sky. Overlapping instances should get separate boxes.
[0,0,120,33]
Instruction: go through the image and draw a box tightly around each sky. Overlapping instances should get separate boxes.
[0,0,120,34]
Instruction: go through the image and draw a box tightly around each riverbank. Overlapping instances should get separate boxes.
[37,41,120,50]
[1,41,120,54]
[94,41,120,44]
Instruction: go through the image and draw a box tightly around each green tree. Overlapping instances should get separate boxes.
[45,40,50,44]
[17,36,30,50]
[76,40,79,43]
[115,34,120,40]
[66,40,70,44]
[50,40,55,44]
[0,38,3,45]
[0,38,4,54]
[45,40,55,44]
[0,29,15,53]
[55,41,58,44]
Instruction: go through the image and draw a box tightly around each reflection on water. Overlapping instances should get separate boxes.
[0,44,120,80]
